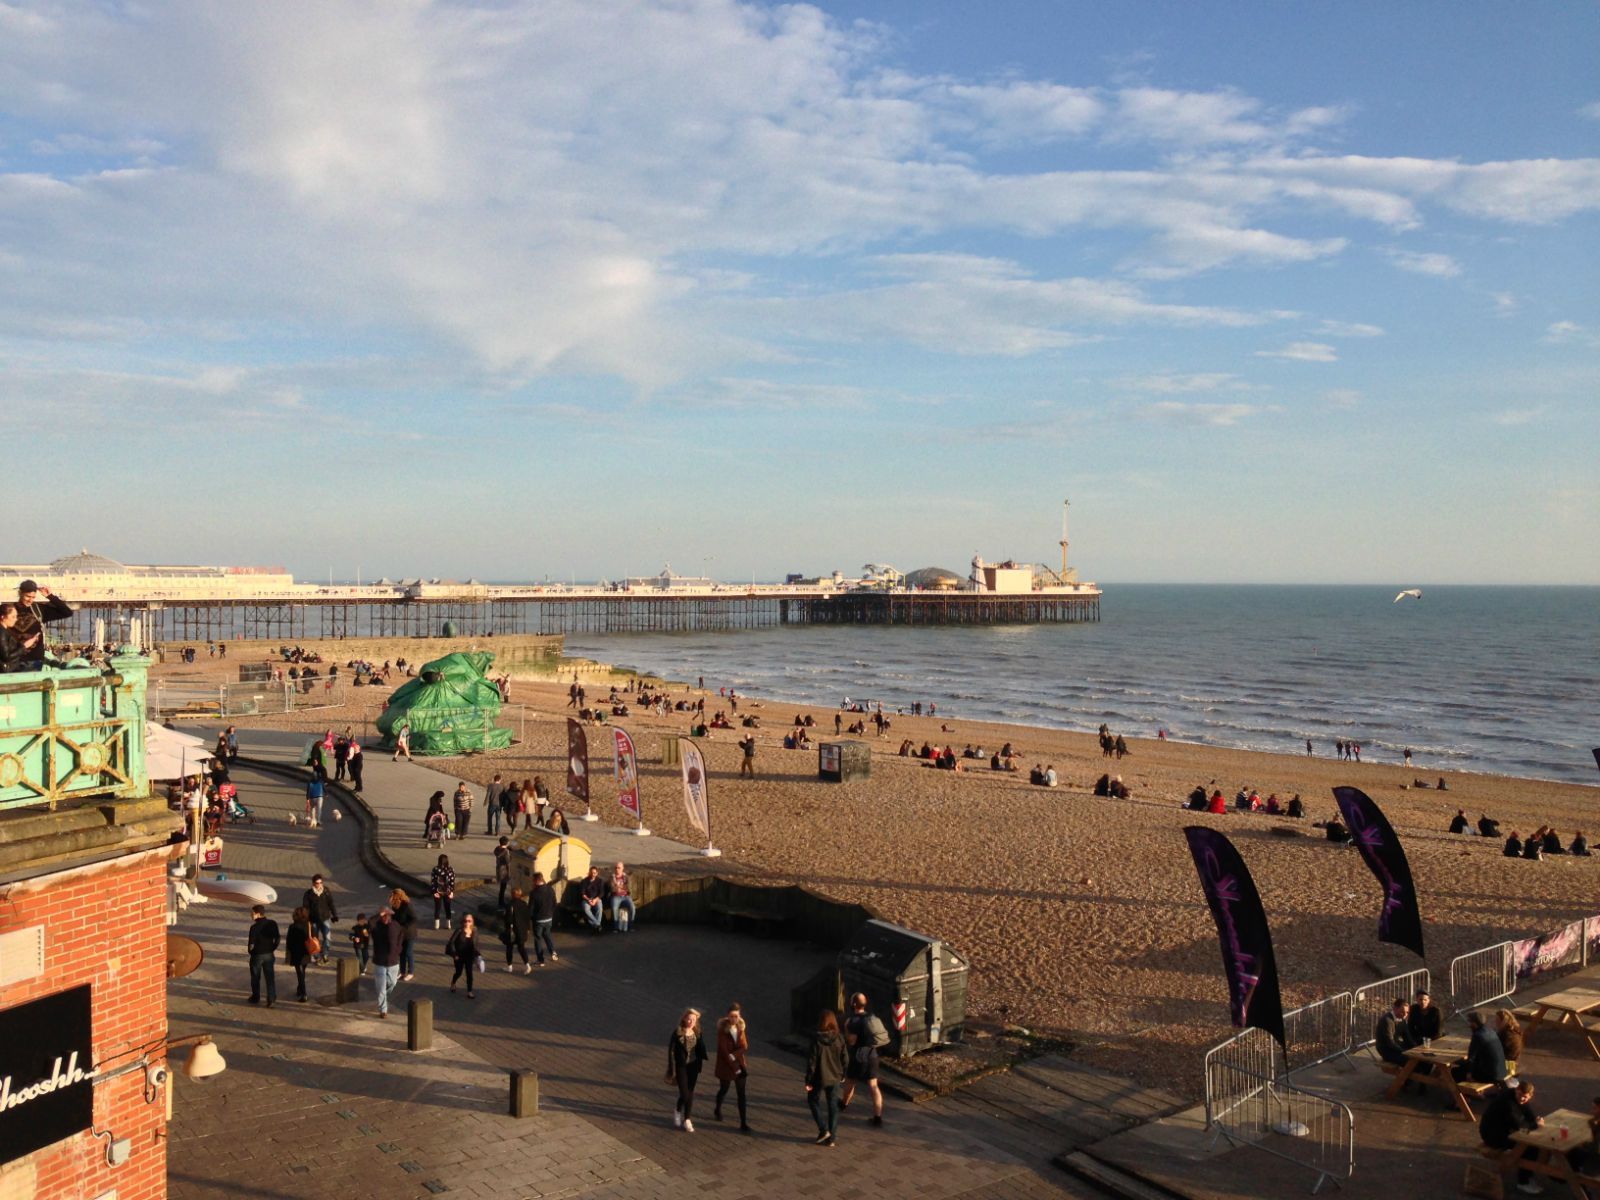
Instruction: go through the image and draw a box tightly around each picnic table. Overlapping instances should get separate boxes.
[1498,1107,1600,1199]
[1385,1035,1494,1120]
[1522,987,1600,1061]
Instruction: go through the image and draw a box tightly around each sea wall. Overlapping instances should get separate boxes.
[158,633,566,675]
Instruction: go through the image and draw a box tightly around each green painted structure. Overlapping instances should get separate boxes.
[0,654,150,812]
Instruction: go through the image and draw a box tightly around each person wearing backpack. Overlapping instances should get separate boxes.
[840,992,888,1126]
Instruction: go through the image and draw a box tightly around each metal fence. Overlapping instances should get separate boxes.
[1204,1031,1354,1194]
[1282,992,1355,1073]
[1449,941,1515,1015]
[221,680,293,716]
[1350,968,1431,1056]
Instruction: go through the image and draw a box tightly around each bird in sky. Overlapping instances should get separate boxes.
[1393,588,1423,603]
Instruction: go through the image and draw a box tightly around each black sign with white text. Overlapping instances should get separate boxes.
[0,985,95,1165]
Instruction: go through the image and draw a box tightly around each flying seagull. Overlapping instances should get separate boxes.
[1393,588,1423,603]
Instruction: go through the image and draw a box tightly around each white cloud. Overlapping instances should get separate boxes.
[1384,248,1463,277]
[1582,102,1600,122]
[1108,88,1268,144]
[1109,372,1255,394]
[1492,292,1519,316]
[1142,401,1278,426]
[1316,319,1384,337]
[1489,406,1547,426]
[1255,341,1338,362]
[1541,320,1598,347]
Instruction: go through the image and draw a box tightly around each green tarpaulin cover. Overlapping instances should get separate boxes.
[375,651,513,755]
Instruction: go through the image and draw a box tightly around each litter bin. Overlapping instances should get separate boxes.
[818,741,871,783]
[837,919,968,1055]
[510,831,591,905]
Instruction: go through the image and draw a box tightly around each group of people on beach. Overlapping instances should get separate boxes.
[1184,784,1306,819]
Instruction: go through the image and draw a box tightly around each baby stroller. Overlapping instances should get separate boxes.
[425,809,448,848]
[219,783,253,824]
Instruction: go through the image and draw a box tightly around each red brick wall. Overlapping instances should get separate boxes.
[0,848,170,1200]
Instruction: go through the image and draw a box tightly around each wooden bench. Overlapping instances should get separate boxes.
[707,902,790,938]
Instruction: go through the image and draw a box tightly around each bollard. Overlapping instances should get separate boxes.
[408,999,433,1052]
[335,957,360,1005]
[509,1069,539,1117]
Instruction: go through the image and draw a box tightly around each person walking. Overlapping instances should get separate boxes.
[806,1009,849,1146]
[370,906,404,1018]
[333,732,350,781]
[502,780,522,834]
[301,874,338,965]
[445,914,482,998]
[246,904,279,1007]
[485,774,505,836]
[393,721,412,762]
[346,738,364,793]
[502,887,533,974]
[529,872,557,965]
[390,888,419,980]
[739,734,756,778]
[519,778,536,829]
[348,913,371,975]
[666,1008,708,1132]
[840,992,887,1126]
[494,836,512,909]
[304,773,325,825]
[453,781,475,839]
[286,906,314,1002]
[713,1001,751,1132]
[423,790,447,841]
[430,855,456,928]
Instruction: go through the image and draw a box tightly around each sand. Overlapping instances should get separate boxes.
[157,652,1600,1096]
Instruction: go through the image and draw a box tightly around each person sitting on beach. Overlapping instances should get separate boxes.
[782,733,796,750]
[1042,765,1058,788]
[1437,777,1448,791]
[1264,793,1282,815]
[1186,785,1207,811]
[962,745,976,759]
[1287,795,1305,818]
[1522,832,1543,861]
[1109,775,1129,800]
[1093,773,1111,797]
[920,742,934,760]
[1449,810,1470,835]
[1324,816,1350,843]
[1478,814,1501,838]
[1207,790,1227,815]
[1001,742,1015,759]
[1234,788,1250,811]
[1542,828,1564,856]
[1029,765,1044,785]
[898,739,913,757]
[990,752,1003,771]
[1375,998,1417,1067]
[1572,830,1591,857]
[1503,832,1523,858]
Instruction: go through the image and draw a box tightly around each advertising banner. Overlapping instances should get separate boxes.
[565,718,589,806]
[1184,826,1286,1046]
[1333,786,1425,958]
[680,739,710,840]
[0,986,95,1165]
[613,728,640,820]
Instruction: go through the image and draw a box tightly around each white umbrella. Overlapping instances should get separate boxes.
[146,723,213,781]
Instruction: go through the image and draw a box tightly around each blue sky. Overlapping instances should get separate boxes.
[3,1,1597,583]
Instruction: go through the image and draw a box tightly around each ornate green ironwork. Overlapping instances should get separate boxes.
[0,653,149,811]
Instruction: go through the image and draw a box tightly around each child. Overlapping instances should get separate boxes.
[349,913,372,974]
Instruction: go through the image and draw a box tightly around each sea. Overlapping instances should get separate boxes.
[565,585,1600,785]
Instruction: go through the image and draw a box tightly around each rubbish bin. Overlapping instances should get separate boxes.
[818,741,871,783]
[837,919,968,1055]
[510,832,591,904]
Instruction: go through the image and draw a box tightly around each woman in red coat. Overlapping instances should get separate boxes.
[1207,790,1227,815]
[713,1001,751,1132]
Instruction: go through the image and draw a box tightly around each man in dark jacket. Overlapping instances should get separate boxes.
[12,582,71,668]
[578,867,605,933]
[1479,1080,1543,1189]
[529,872,557,964]
[1407,990,1444,1043]
[247,905,280,1006]
[301,875,338,965]
[370,907,404,1017]
[1454,1011,1508,1083]
[1375,998,1418,1067]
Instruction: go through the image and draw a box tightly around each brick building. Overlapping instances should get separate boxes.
[0,655,182,1199]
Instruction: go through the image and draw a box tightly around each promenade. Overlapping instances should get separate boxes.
[166,736,1111,1200]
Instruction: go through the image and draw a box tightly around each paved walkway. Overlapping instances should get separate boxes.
[167,761,1103,1200]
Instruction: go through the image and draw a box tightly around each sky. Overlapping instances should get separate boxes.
[2,1,1597,584]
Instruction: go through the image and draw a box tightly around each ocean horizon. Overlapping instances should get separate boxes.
[563,583,1600,786]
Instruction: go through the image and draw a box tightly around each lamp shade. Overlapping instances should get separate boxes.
[183,1039,226,1079]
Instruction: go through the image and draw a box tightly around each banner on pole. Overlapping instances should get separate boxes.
[613,728,640,820]
[566,718,589,806]
[1184,826,1286,1047]
[1333,786,1425,958]
[680,739,709,840]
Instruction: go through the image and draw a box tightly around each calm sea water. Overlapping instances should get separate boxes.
[566,586,1600,785]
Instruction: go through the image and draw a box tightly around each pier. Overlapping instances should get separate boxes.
[58,587,1101,644]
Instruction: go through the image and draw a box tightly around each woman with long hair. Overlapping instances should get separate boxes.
[806,1008,848,1146]
[521,778,537,829]
[389,887,418,980]
[286,905,314,1003]
[713,1001,751,1132]
[430,854,456,927]
[445,913,482,999]
[666,1008,708,1132]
